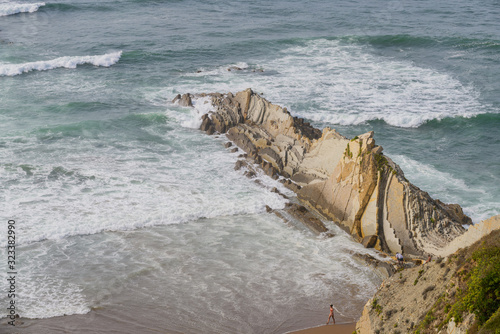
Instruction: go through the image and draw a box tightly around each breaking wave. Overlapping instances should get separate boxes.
[172,38,488,128]
[0,2,45,16]
[0,51,122,76]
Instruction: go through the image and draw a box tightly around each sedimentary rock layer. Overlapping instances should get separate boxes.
[175,89,472,256]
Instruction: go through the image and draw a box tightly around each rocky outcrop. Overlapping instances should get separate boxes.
[179,88,472,257]
[355,254,458,334]
[355,223,500,334]
[297,135,472,257]
[172,93,193,107]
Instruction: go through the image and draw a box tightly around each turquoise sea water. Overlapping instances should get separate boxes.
[1,0,499,333]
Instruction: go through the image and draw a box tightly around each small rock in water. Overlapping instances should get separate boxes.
[244,171,256,178]
[172,93,193,107]
[234,160,245,171]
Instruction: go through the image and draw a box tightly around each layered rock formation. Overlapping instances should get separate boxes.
[433,214,500,256]
[174,89,472,257]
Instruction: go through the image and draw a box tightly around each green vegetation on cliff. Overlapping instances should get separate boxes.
[478,307,500,334]
[416,229,500,334]
[463,246,500,325]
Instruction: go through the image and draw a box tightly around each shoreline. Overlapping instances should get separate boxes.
[2,311,357,334]
[1,309,183,334]
[288,323,356,334]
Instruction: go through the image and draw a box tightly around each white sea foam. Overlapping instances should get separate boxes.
[0,130,375,322]
[0,51,123,76]
[0,128,288,246]
[16,276,90,318]
[160,39,494,222]
[193,62,250,77]
[0,212,381,322]
[177,95,214,128]
[172,39,485,128]
[0,2,45,16]
[274,40,485,127]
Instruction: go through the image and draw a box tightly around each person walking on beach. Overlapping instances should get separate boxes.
[326,304,335,325]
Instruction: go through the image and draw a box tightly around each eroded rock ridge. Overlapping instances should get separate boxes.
[175,89,471,257]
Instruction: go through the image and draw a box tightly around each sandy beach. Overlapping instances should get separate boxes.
[2,311,356,334]
[288,323,356,334]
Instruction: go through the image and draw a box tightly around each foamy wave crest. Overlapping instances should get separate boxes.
[172,39,486,128]
[0,2,45,16]
[268,40,486,127]
[0,51,122,76]
[0,129,288,246]
[168,95,215,129]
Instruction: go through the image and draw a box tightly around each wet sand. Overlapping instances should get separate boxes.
[1,309,183,334]
[2,312,356,334]
[288,323,356,334]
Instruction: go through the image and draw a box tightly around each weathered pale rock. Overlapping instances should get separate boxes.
[297,128,349,181]
[362,235,378,248]
[446,313,475,334]
[298,134,379,243]
[172,93,193,107]
[355,228,500,334]
[432,214,500,256]
[356,302,374,334]
[372,145,383,154]
[184,88,472,256]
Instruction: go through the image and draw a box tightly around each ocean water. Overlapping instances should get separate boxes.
[0,0,499,333]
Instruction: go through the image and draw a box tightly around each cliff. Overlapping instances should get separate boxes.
[175,89,472,257]
[355,215,500,334]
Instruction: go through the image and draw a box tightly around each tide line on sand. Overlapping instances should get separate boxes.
[288,323,356,334]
